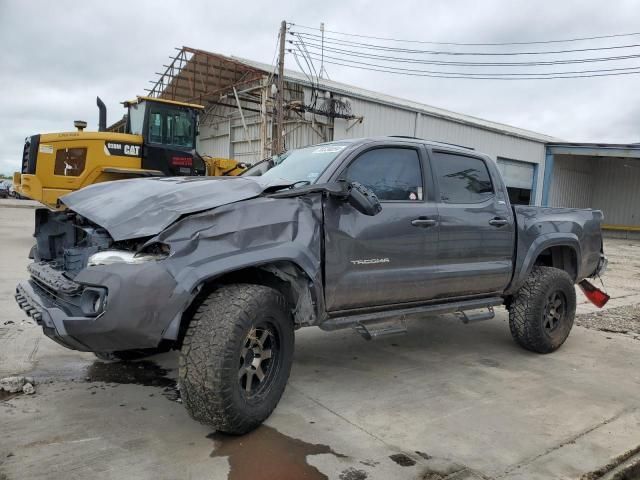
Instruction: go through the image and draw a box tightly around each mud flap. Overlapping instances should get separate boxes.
[578,279,610,308]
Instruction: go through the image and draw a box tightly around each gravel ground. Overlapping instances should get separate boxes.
[576,303,640,340]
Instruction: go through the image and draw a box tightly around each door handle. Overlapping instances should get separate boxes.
[411,217,437,228]
[488,217,509,227]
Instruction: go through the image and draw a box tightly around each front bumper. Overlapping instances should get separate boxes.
[15,262,192,352]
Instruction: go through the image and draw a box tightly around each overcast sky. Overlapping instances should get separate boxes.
[1,0,639,175]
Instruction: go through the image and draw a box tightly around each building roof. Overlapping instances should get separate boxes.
[230,55,561,144]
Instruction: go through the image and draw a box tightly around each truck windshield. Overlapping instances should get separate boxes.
[255,143,349,184]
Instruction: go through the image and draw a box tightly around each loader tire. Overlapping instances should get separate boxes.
[509,266,576,354]
[179,284,294,434]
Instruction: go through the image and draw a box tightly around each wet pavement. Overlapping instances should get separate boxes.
[1,204,640,480]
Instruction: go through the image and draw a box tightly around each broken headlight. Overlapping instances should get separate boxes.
[88,245,169,266]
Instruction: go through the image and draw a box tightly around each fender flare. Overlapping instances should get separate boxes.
[507,233,581,294]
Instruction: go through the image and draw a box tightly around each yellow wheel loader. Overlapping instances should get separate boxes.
[13,96,246,209]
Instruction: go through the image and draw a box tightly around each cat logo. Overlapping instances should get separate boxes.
[124,145,140,156]
[104,141,142,157]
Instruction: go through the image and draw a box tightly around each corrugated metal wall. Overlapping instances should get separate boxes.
[333,97,417,138]
[549,155,595,208]
[549,155,640,226]
[591,157,640,226]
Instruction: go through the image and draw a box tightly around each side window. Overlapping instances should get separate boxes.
[343,148,423,201]
[148,111,163,144]
[432,152,494,203]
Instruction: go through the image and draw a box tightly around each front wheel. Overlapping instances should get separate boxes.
[179,284,294,434]
[509,266,576,353]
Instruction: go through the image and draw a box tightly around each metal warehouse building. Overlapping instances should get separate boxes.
[146,46,638,232]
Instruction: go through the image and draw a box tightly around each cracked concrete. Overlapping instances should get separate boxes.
[1,208,639,479]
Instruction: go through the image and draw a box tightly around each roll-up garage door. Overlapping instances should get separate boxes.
[496,158,534,189]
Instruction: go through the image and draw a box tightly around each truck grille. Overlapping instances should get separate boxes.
[21,134,40,174]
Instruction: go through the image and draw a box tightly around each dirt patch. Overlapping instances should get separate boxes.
[420,472,445,480]
[389,453,416,467]
[0,391,18,402]
[209,425,345,480]
[611,458,640,479]
[580,444,640,479]
[339,467,368,480]
[576,304,640,339]
[415,451,432,460]
[85,360,180,401]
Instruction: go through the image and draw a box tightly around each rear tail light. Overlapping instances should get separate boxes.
[579,280,610,308]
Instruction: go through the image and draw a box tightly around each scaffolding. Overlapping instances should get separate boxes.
[146,46,359,162]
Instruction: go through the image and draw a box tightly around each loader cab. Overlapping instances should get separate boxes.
[123,97,206,176]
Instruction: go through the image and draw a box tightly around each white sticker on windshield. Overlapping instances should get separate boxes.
[312,145,346,154]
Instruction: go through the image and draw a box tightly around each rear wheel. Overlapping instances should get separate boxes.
[509,266,576,353]
[179,284,294,434]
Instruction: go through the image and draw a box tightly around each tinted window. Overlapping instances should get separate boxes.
[432,152,493,203]
[344,148,423,201]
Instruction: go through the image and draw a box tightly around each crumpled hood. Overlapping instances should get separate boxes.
[60,176,277,241]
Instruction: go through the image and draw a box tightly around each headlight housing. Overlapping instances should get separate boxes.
[88,248,169,266]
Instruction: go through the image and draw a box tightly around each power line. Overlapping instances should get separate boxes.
[292,31,640,56]
[288,23,640,47]
[295,50,640,77]
[297,53,640,79]
[294,41,640,67]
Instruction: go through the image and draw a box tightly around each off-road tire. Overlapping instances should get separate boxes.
[179,284,294,435]
[509,266,576,353]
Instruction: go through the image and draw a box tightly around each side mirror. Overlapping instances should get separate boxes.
[347,182,382,216]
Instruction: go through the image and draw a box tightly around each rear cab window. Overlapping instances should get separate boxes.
[431,151,494,203]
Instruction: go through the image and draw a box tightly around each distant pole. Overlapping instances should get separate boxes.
[320,22,325,79]
[275,20,287,154]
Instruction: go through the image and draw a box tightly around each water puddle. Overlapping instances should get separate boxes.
[209,425,345,480]
[85,360,180,401]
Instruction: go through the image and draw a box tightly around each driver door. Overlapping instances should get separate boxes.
[323,144,440,311]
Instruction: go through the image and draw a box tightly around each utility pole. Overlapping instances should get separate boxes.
[274,20,287,154]
[319,22,326,79]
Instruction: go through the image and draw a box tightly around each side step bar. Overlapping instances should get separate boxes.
[457,306,495,324]
[354,319,408,340]
[321,297,504,332]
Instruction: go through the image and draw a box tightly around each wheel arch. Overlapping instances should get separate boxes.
[171,259,322,347]
[507,234,582,295]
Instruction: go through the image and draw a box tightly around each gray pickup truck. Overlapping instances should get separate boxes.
[15,136,607,434]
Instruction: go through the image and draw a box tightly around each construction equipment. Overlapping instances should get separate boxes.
[13,96,246,209]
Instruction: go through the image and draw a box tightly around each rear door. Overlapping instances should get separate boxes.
[323,143,440,311]
[429,149,515,297]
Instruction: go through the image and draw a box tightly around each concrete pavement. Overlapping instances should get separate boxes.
[0,206,638,480]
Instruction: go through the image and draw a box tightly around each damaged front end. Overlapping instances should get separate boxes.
[16,208,191,352]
